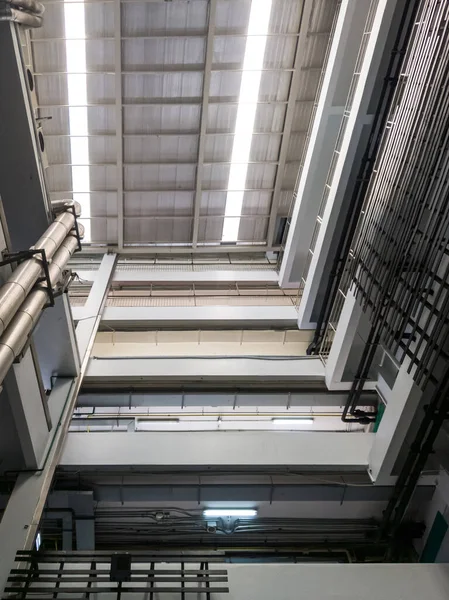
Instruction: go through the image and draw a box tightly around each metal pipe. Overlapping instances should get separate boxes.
[0,208,77,336]
[0,232,79,384]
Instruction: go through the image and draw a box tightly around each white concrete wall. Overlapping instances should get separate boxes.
[223,564,449,600]
[20,563,449,600]
[61,431,373,471]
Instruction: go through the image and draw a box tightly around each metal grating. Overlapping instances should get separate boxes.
[4,552,229,598]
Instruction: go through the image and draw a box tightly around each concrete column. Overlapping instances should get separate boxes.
[3,347,50,468]
[279,0,373,289]
[369,362,423,484]
[324,289,374,391]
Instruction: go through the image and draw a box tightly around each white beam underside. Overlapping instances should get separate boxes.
[60,431,373,470]
[84,356,325,383]
[96,306,299,328]
[75,269,279,284]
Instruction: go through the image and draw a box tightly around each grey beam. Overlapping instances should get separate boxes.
[76,391,374,408]
[78,244,281,255]
[114,0,124,250]
[75,253,117,358]
[267,0,315,247]
[192,0,217,247]
[51,483,434,505]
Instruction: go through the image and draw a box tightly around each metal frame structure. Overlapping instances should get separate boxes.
[28,0,338,252]
[4,552,229,598]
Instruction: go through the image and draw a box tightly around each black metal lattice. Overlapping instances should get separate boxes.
[4,551,229,599]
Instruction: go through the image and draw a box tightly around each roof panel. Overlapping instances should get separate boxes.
[202,164,230,190]
[123,72,203,102]
[123,105,201,134]
[89,192,118,218]
[215,0,251,33]
[204,134,233,163]
[241,191,273,216]
[238,216,268,242]
[287,132,307,161]
[121,1,208,36]
[45,136,70,165]
[90,165,118,191]
[124,135,199,163]
[249,134,282,162]
[89,136,118,164]
[200,191,227,216]
[207,104,237,133]
[246,164,277,189]
[124,217,192,244]
[33,40,114,73]
[122,37,206,70]
[197,217,224,243]
[90,217,118,244]
[45,135,116,168]
[309,0,339,33]
[270,0,303,34]
[282,162,300,190]
[125,191,194,217]
[124,164,196,191]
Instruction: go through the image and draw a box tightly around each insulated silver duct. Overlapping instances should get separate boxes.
[0,231,80,384]
[0,208,76,337]
[0,0,45,27]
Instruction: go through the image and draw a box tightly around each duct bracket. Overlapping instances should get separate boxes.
[0,248,55,308]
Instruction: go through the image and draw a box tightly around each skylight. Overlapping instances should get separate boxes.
[221,0,272,242]
[64,0,91,242]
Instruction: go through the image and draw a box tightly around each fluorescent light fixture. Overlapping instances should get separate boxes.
[222,0,272,242]
[64,0,91,242]
[136,418,180,431]
[272,418,314,426]
[203,509,257,518]
[35,532,41,551]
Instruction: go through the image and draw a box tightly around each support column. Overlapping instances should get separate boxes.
[324,289,373,391]
[0,252,115,593]
[75,253,117,358]
[3,347,50,468]
[369,362,423,484]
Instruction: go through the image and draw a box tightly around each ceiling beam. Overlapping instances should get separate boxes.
[192,0,217,248]
[114,0,124,250]
[266,0,315,248]
[79,244,281,255]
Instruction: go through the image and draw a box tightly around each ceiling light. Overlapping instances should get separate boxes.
[272,418,314,426]
[203,509,257,518]
[64,0,91,242]
[222,0,272,242]
[135,418,180,430]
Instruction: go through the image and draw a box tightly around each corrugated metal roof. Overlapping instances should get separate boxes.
[31,0,339,249]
